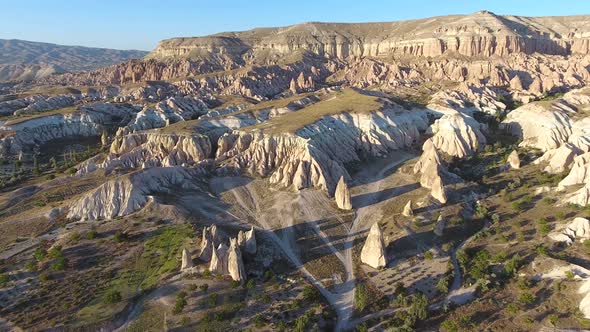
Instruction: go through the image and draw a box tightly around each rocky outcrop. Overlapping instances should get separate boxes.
[428,111,486,158]
[360,223,387,269]
[549,218,590,245]
[434,215,446,237]
[123,96,208,132]
[559,152,590,188]
[0,103,137,157]
[335,176,352,210]
[243,227,257,255]
[430,175,448,204]
[216,130,346,194]
[87,131,212,174]
[562,183,590,207]
[148,13,590,61]
[507,150,520,169]
[402,200,413,217]
[209,243,229,274]
[501,101,573,151]
[67,167,198,221]
[534,143,580,174]
[414,139,448,204]
[227,237,246,283]
[181,248,193,270]
[199,227,213,262]
[216,108,428,195]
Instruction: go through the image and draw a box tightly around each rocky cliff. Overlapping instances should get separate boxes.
[67,166,199,220]
[148,12,590,61]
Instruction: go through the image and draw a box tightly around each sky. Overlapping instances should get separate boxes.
[1,0,590,51]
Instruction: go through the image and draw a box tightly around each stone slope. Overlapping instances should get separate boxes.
[67,166,199,221]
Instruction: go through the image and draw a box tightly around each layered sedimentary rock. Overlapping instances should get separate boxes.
[181,248,193,270]
[360,223,387,269]
[549,217,590,245]
[67,167,198,221]
[123,96,208,132]
[148,12,590,61]
[427,111,486,158]
[0,103,137,157]
[335,176,352,210]
[216,130,346,194]
[216,108,428,194]
[227,238,246,283]
[507,150,520,169]
[85,131,212,174]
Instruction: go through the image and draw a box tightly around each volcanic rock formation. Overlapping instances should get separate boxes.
[360,223,387,269]
[335,176,352,210]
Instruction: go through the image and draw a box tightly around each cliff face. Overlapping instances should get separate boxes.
[0,103,137,157]
[148,12,590,61]
[215,107,428,195]
[67,166,199,220]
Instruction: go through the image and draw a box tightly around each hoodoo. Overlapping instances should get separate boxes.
[402,200,413,217]
[181,248,193,270]
[227,238,246,283]
[361,223,387,269]
[335,176,352,210]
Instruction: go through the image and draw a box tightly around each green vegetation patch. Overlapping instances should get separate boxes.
[76,224,193,325]
[248,88,384,134]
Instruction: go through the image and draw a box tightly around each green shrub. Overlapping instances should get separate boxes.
[46,174,56,180]
[85,230,97,240]
[104,289,122,304]
[424,251,434,260]
[518,292,535,305]
[441,319,458,332]
[113,231,128,243]
[302,285,320,302]
[34,247,47,261]
[354,283,369,312]
[0,273,8,287]
[25,260,37,272]
[200,283,209,293]
[67,167,77,175]
[173,291,188,314]
[246,279,256,290]
[566,270,575,279]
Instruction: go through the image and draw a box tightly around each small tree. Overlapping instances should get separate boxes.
[104,289,122,304]
[101,129,109,147]
[354,283,369,312]
[409,292,428,323]
[33,156,40,176]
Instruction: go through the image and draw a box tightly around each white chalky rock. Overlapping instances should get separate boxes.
[210,243,229,275]
[428,111,486,158]
[335,176,352,210]
[360,223,387,269]
[507,150,520,169]
[244,227,257,254]
[181,248,193,270]
[402,200,413,217]
[227,238,246,283]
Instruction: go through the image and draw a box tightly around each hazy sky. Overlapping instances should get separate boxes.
[2,0,589,51]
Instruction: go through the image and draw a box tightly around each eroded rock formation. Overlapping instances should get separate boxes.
[360,223,387,269]
[227,237,246,283]
[181,248,193,270]
[335,176,352,210]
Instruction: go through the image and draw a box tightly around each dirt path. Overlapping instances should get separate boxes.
[209,152,413,331]
[338,152,413,331]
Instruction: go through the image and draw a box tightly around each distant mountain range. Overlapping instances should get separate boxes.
[0,39,147,82]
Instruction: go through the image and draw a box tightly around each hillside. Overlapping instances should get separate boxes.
[0,39,147,81]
